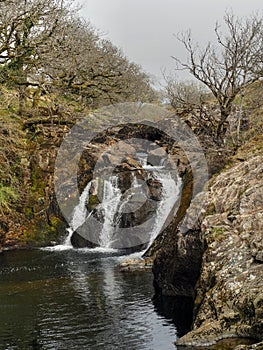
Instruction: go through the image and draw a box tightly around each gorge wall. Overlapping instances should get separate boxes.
[0,114,72,250]
[151,135,263,347]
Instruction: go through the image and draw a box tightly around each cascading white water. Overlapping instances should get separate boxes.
[95,165,180,250]
[61,154,181,251]
[136,152,148,167]
[63,182,91,247]
[98,177,122,248]
[146,168,181,249]
[71,182,92,232]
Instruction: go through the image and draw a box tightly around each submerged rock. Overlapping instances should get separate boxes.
[119,257,153,272]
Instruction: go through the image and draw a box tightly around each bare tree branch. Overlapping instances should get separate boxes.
[171,11,263,144]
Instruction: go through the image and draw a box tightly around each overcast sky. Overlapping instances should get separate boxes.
[79,0,262,86]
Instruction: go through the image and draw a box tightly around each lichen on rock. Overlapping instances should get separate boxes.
[176,154,263,346]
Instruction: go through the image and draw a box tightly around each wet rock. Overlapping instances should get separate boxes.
[114,157,144,193]
[102,142,136,167]
[148,147,167,166]
[146,178,163,201]
[119,257,153,272]
[86,178,104,210]
[234,341,263,350]
[71,230,98,248]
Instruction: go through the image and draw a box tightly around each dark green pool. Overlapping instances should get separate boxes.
[0,249,178,350]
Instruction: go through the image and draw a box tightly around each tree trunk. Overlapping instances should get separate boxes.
[32,87,41,108]
[18,85,26,116]
[216,110,229,146]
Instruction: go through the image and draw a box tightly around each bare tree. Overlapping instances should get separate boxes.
[165,77,208,111]
[172,11,263,145]
[165,77,220,138]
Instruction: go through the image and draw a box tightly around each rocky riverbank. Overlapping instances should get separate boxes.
[151,135,263,347]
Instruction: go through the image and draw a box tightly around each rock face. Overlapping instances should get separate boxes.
[145,168,204,300]
[0,116,71,250]
[176,155,263,346]
[151,151,263,347]
[149,123,263,345]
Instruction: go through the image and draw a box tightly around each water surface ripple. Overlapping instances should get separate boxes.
[0,249,177,350]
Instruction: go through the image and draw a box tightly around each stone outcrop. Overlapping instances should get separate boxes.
[177,154,263,346]
[119,257,153,272]
[151,142,263,347]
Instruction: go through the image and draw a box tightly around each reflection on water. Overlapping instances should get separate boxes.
[0,250,256,350]
[0,249,177,350]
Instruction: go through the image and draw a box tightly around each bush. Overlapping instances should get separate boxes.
[0,182,18,213]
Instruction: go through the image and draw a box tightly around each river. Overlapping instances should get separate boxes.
[0,249,257,350]
[0,248,179,350]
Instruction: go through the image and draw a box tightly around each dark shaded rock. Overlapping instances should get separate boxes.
[152,229,203,298]
[147,178,163,201]
[71,230,98,248]
[114,157,144,193]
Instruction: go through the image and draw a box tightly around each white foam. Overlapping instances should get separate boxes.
[40,244,74,252]
[117,251,144,262]
[76,247,119,254]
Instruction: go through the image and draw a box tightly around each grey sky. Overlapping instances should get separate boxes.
[79,0,263,86]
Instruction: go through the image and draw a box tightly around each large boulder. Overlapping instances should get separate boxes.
[148,147,167,166]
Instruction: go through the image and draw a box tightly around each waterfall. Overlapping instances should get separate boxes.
[98,177,122,248]
[61,156,181,251]
[146,168,181,249]
[63,182,91,247]
[71,182,92,232]
[136,152,148,167]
